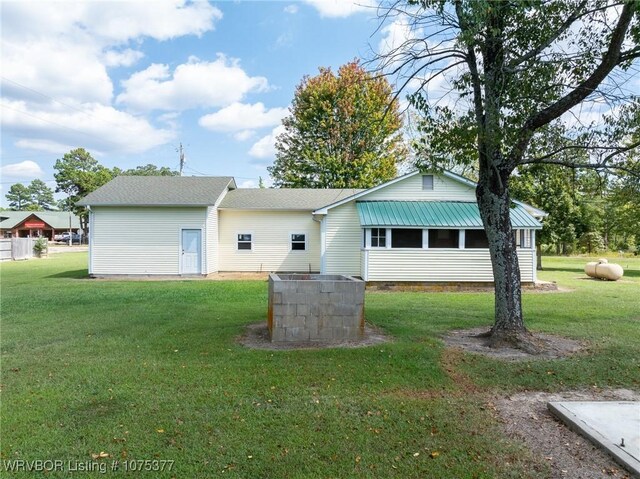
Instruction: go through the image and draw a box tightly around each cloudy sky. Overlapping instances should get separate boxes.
[1,0,402,204]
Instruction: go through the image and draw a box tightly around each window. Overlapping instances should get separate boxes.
[371,228,386,248]
[465,229,489,248]
[422,175,434,190]
[513,230,527,248]
[391,229,422,248]
[237,233,252,250]
[428,229,459,248]
[291,233,306,251]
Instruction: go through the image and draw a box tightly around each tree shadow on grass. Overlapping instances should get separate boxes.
[47,269,90,279]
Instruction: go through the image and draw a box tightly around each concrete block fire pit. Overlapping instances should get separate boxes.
[267,274,365,343]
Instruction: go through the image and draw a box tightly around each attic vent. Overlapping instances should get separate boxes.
[422,175,434,190]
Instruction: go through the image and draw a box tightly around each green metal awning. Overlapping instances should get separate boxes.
[356,201,542,229]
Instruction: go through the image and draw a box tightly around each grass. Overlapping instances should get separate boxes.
[1,253,638,478]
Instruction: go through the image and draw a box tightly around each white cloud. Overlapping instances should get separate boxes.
[249,125,286,159]
[284,4,299,14]
[199,102,287,133]
[117,55,270,112]
[303,0,375,18]
[2,100,175,155]
[103,48,144,68]
[234,130,256,141]
[0,1,222,156]
[14,139,77,155]
[378,16,419,56]
[239,180,257,188]
[0,160,44,179]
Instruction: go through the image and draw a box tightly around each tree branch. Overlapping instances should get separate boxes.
[510,2,637,164]
[506,0,588,70]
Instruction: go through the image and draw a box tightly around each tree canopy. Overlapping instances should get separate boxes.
[376,0,639,350]
[5,179,55,211]
[269,60,407,188]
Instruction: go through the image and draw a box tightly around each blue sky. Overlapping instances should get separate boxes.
[1,0,399,205]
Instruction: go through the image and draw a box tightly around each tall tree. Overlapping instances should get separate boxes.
[5,183,32,210]
[54,148,114,234]
[28,179,55,211]
[269,60,407,188]
[120,164,179,176]
[377,1,639,351]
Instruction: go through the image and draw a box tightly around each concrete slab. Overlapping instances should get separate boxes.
[548,401,640,477]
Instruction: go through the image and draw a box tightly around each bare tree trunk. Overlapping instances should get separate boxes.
[536,243,543,271]
[476,172,539,352]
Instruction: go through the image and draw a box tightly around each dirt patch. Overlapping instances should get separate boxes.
[442,327,586,361]
[495,389,640,479]
[238,322,391,350]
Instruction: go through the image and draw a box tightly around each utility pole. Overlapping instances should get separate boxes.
[178,143,185,176]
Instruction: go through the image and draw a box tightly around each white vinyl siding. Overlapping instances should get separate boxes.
[205,206,218,273]
[363,173,476,201]
[365,248,536,282]
[90,207,206,275]
[323,202,362,276]
[218,210,320,272]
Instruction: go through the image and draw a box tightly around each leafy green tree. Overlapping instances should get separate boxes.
[54,148,115,233]
[120,164,179,176]
[378,1,639,350]
[28,179,55,211]
[269,60,406,188]
[5,183,32,210]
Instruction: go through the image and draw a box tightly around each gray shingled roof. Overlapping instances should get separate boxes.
[219,188,363,210]
[77,176,235,206]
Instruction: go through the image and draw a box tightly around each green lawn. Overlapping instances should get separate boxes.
[1,254,638,478]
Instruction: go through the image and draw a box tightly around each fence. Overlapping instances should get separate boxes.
[0,238,35,261]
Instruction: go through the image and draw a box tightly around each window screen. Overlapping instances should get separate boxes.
[428,229,459,248]
[391,229,422,248]
[422,175,434,190]
[465,229,489,248]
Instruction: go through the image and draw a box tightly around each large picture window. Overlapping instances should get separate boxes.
[428,229,459,248]
[391,229,422,248]
[465,229,489,248]
[237,233,252,250]
[371,228,386,248]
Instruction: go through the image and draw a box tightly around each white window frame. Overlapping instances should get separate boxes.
[290,232,307,252]
[236,232,253,252]
[370,227,387,248]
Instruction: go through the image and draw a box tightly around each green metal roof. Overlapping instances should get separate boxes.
[356,201,542,229]
[0,211,81,229]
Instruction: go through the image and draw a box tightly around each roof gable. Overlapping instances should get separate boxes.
[77,176,236,207]
[312,170,546,218]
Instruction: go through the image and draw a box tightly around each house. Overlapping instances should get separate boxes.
[77,171,545,283]
[0,211,81,240]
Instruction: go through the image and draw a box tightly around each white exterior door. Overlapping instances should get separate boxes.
[181,229,202,274]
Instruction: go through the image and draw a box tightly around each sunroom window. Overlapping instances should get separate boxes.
[465,229,489,248]
[428,229,459,248]
[391,229,422,248]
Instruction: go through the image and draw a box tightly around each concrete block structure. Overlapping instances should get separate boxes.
[268,274,365,342]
